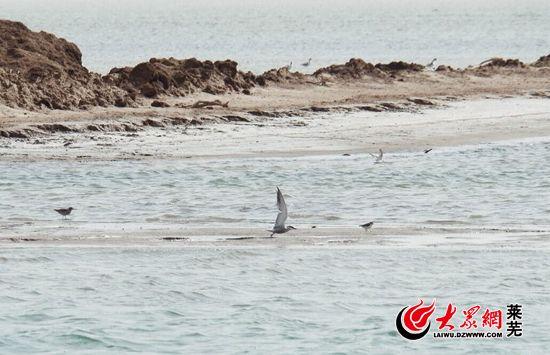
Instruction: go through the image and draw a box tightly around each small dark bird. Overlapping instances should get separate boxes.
[54,207,74,219]
[360,221,374,231]
[424,148,433,154]
[161,237,188,242]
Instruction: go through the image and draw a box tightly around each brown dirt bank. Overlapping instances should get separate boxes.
[105,57,257,99]
[2,20,550,109]
[1,19,550,139]
[0,20,130,110]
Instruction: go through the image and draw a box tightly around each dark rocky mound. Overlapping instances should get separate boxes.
[0,21,85,78]
[374,61,423,72]
[532,54,550,67]
[312,58,422,79]
[313,58,376,79]
[479,57,525,68]
[435,65,455,72]
[104,57,257,98]
[1,19,547,113]
[0,19,131,110]
[256,67,308,85]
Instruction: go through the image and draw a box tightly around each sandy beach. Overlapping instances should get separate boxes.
[1,20,550,149]
[1,97,550,161]
[1,18,549,163]
[3,224,550,249]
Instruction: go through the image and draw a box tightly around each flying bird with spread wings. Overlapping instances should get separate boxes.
[369,148,384,163]
[268,187,296,237]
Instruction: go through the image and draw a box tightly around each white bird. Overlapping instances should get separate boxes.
[369,148,384,163]
[360,221,374,231]
[301,58,312,67]
[284,61,292,71]
[268,187,296,237]
[426,58,437,70]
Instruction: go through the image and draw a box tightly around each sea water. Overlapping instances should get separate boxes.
[1,139,550,352]
[1,0,550,352]
[0,247,549,353]
[1,139,550,235]
[0,0,548,73]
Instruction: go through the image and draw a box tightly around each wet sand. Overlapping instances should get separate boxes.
[2,97,550,246]
[2,224,550,249]
[1,97,550,161]
[2,62,550,246]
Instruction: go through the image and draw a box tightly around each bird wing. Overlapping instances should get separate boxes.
[274,187,288,229]
[377,149,383,161]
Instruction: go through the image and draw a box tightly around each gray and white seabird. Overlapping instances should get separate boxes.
[301,58,312,67]
[425,58,437,70]
[370,148,383,163]
[268,187,296,237]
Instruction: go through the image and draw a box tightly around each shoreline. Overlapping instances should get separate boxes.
[2,134,550,247]
[2,225,550,249]
[1,20,550,162]
[1,71,550,138]
[2,97,550,161]
[1,20,550,136]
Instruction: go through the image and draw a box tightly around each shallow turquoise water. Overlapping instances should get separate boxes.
[1,139,550,236]
[0,247,548,353]
[0,139,550,353]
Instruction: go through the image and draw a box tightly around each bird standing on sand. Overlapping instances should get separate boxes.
[268,187,296,237]
[360,221,374,231]
[301,58,312,67]
[54,207,74,219]
[370,148,384,163]
[425,58,437,70]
